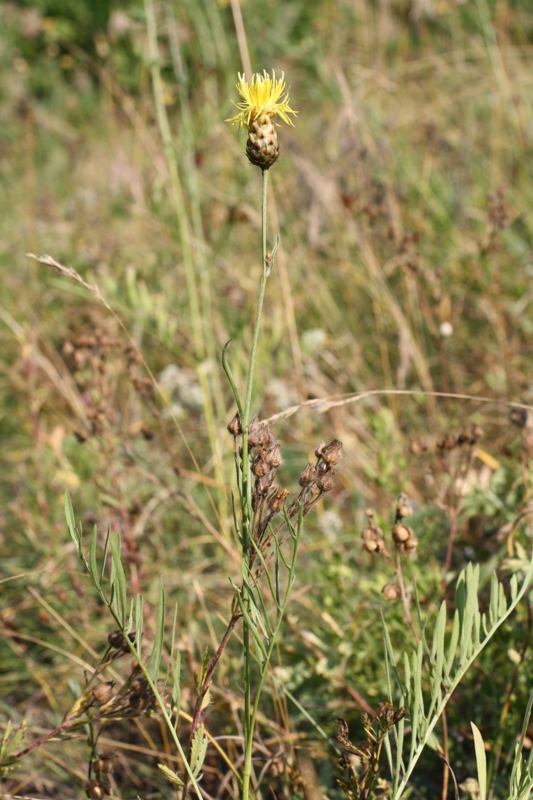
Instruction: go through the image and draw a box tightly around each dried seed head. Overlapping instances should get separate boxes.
[227,411,242,436]
[392,523,411,543]
[472,424,484,440]
[510,406,530,428]
[363,539,379,553]
[382,583,401,601]
[398,535,419,553]
[247,415,262,448]
[251,450,269,477]
[437,435,456,451]
[107,630,135,650]
[131,677,148,694]
[85,781,109,799]
[362,526,376,542]
[396,495,413,519]
[256,470,276,495]
[299,463,317,486]
[316,438,343,466]
[266,441,282,468]
[267,488,290,513]
[129,691,150,710]
[92,682,114,704]
[107,630,126,649]
[410,439,428,455]
[316,470,336,493]
[396,503,412,519]
[93,752,117,775]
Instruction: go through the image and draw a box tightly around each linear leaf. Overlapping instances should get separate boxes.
[110,532,127,626]
[148,577,165,682]
[471,722,487,800]
[134,594,144,658]
[89,525,99,586]
[64,490,79,550]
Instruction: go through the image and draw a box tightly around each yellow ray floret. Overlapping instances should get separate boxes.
[226,70,297,129]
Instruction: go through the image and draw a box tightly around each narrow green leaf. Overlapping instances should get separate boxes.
[172,650,181,719]
[100,527,111,585]
[510,573,519,602]
[64,490,79,550]
[432,601,447,681]
[148,577,165,682]
[445,610,460,677]
[489,571,499,627]
[134,594,144,658]
[89,525,99,585]
[382,618,404,697]
[471,722,487,800]
[110,532,127,626]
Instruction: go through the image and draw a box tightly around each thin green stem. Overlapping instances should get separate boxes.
[241,513,303,800]
[241,169,269,553]
[240,168,270,800]
[243,169,269,428]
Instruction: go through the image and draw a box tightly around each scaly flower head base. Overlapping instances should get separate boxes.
[226,70,297,170]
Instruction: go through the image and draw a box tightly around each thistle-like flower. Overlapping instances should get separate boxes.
[226,70,297,170]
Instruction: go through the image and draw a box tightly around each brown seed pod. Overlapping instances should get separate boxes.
[131,677,148,694]
[251,450,269,477]
[316,470,335,493]
[227,412,242,436]
[247,415,263,448]
[85,781,108,800]
[299,463,317,486]
[92,682,114,704]
[107,630,126,649]
[267,488,289,513]
[363,539,379,553]
[404,535,419,552]
[256,470,276,495]
[266,441,282,468]
[396,501,413,519]
[392,524,411,543]
[382,583,401,601]
[316,439,343,466]
[93,752,117,775]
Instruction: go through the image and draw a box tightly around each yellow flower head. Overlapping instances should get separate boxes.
[226,70,297,130]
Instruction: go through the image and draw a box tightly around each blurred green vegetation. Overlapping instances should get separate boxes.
[1,0,533,797]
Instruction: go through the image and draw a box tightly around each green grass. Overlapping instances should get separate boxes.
[2,0,533,798]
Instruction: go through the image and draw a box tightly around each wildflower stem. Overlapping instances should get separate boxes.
[238,168,270,800]
[243,168,269,429]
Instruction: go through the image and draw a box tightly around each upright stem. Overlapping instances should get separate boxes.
[241,169,269,567]
[243,168,269,428]
[241,168,269,800]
